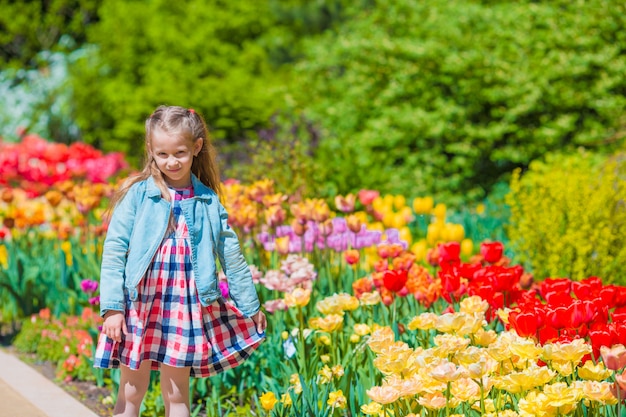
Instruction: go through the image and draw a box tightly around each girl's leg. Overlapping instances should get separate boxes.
[113,361,152,417]
[160,365,191,417]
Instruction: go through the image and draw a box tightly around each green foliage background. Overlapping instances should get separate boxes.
[1,0,625,204]
[293,0,626,202]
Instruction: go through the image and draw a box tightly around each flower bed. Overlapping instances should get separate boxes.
[4,136,626,416]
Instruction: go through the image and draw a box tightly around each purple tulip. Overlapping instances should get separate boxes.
[219,281,229,298]
[80,279,99,293]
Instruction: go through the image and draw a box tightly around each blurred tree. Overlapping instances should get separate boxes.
[69,0,281,164]
[0,0,101,69]
[262,0,373,65]
[292,0,626,203]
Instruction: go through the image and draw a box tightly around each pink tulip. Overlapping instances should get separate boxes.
[600,344,626,370]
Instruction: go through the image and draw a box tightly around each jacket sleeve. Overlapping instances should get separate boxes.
[99,186,138,316]
[216,201,260,317]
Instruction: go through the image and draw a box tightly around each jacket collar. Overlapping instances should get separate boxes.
[146,174,215,200]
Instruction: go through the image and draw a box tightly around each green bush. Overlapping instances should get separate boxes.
[68,0,283,164]
[0,0,100,69]
[293,0,626,203]
[505,150,626,284]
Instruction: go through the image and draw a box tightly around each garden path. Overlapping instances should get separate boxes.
[0,348,100,417]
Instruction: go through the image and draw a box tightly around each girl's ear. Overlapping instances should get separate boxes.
[194,138,204,156]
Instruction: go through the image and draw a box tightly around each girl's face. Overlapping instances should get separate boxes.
[150,129,203,188]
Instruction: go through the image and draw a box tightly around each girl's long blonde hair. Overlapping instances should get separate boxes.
[107,105,222,212]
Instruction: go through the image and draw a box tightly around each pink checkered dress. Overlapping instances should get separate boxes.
[94,186,264,377]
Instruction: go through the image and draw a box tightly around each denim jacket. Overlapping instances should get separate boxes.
[99,174,261,318]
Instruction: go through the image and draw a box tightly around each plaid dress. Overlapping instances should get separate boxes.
[94,186,264,377]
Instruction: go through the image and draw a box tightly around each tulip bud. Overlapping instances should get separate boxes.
[1,189,14,203]
[291,218,307,236]
[318,219,333,236]
[346,214,362,233]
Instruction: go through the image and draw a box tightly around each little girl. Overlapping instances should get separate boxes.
[94,105,266,417]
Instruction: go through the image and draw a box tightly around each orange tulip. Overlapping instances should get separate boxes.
[344,249,360,265]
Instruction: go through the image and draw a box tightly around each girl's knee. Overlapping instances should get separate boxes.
[118,363,151,404]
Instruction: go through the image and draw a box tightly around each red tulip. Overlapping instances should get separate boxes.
[538,279,570,303]
[357,189,379,206]
[612,306,626,323]
[589,326,615,357]
[572,277,602,300]
[614,323,626,347]
[545,305,570,330]
[480,241,503,263]
[544,291,573,306]
[600,286,617,307]
[566,300,586,328]
[614,286,626,308]
[509,310,538,338]
[458,262,482,280]
[382,269,408,293]
[438,242,460,265]
[438,266,461,293]
[538,325,559,344]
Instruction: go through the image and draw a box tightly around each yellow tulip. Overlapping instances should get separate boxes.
[577,360,611,381]
[459,296,489,314]
[391,213,406,229]
[393,194,406,210]
[318,365,333,384]
[410,240,427,261]
[327,390,347,409]
[461,238,474,256]
[360,291,382,306]
[382,212,395,228]
[407,312,438,331]
[0,244,7,269]
[361,402,383,415]
[316,293,359,315]
[432,203,447,221]
[493,366,556,393]
[447,223,465,242]
[542,382,582,409]
[372,341,413,375]
[412,196,434,214]
[426,222,442,245]
[353,323,371,336]
[509,338,543,362]
[61,240,73,267]
[542,338,592,364]
[315,314,344,333]
[259,392,278,411]
[451,378,481,402]
[284,288,311,308]
[372,197,386,213]
[578,380,617,405]
[280,393,292,406]
[399,226,412,246]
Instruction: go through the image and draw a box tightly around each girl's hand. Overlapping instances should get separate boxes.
[250,310,267,334]
[102,310,128,342]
